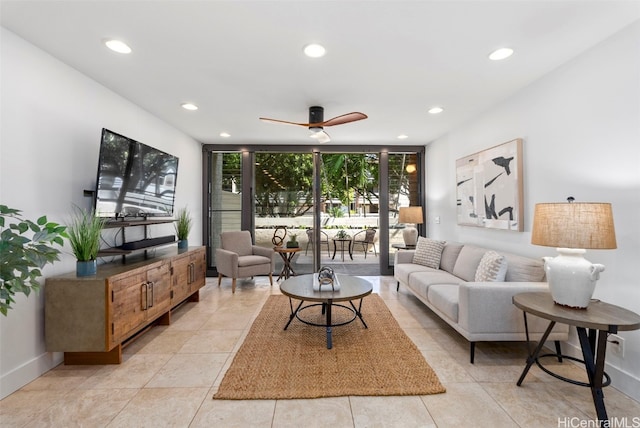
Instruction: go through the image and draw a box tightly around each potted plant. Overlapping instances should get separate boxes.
[336,229,350,239]
[0,205,67,315]
[286,233,299,248]
[175,207,192,250]
[67,207,106,277]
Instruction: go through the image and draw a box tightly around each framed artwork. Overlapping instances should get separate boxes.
[456,138,523,231]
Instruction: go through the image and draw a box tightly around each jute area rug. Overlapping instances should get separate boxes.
[213,293,446,400]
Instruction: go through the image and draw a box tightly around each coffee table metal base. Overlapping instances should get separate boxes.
[283,298,368,349]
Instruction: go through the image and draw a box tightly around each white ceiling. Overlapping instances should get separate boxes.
[2,1,638,146]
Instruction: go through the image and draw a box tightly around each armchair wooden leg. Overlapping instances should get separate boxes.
[268,273,273,286]
[232,278,237,293]
[218,273,222,287]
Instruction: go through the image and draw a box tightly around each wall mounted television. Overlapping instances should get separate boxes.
[94,128,179,218]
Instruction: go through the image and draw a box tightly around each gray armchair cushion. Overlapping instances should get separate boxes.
[220,231,253,256]
[238,255,271,267]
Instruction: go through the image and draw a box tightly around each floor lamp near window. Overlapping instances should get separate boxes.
[531,198,616,309]
[399,206,423,247]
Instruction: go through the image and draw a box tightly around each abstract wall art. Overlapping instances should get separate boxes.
[456,138,523,231]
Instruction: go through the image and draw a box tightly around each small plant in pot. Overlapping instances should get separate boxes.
[175,207,192,250]
[336,229,350,239]
[286,233,299,248]
[0,205,67,315]
[67,207,106,277]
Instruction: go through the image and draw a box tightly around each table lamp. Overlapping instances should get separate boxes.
[399,206,423,246]
[531,198,616,309]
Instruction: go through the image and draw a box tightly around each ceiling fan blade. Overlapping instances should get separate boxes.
[322,112,368,127]
[309,129,331,143]
[259,117,308,127]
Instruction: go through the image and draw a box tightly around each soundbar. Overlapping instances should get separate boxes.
[120,235,176,251]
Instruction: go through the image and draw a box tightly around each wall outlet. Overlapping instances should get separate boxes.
[609,334,625,358]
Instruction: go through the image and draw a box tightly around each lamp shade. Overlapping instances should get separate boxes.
[531,202,616,249]
[399,206,423,225]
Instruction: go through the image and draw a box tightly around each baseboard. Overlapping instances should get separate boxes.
[552,340,640,402]
[0,351,62,400]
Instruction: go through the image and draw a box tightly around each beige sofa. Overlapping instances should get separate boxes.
[394,240,569,363]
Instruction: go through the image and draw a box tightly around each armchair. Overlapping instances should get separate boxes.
[305,228,330,257]
[352,228,377,258]
[216,230,274,293]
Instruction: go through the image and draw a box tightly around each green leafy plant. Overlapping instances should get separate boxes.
[0,205,67,315]
[174,207,193,241]
[67,207,106,262]
[336,229,350,239]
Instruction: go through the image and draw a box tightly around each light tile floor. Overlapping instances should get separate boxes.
[2,276,639,427]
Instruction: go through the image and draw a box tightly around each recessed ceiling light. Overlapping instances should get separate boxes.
[397,134,409,140]
[303,43,326,58]
[220,132,231,138]
[181,103,198,111]
[489,47,514,61]
[428,107,444,114]
[104,39,132,54]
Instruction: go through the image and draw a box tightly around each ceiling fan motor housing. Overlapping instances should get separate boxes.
[309,106,324,129]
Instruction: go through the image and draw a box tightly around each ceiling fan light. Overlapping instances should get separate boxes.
[309,129,330,143]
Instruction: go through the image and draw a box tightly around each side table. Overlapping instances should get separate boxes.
[513,292,640,424]
[332,238,353,261]
[391,243,416,250]
[274,246,301,281]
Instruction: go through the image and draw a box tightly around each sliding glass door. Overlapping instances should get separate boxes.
[203,145,423,277]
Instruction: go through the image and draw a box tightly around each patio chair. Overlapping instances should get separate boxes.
[352,228,377,258]
[216,230,274,293]
[305,228,331,257]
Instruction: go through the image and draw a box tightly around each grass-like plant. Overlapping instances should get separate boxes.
[174,207,193,241]
[67,207,106,261]
[0,205,67,315]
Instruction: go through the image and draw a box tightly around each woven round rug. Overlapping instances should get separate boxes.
[213,293,445,399]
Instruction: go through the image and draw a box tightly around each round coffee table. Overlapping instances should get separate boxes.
[279,274,373,349]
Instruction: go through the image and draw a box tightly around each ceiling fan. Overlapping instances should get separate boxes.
[260,106,367,143]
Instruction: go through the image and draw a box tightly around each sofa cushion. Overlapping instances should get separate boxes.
[440,242,464,274]
[503,253,546,282]
[394,262,436,286]
[427,284,459,323]
[452,245,487,282]
[475,251,508,281]
[412,237,445,269]
[408,270,461,298]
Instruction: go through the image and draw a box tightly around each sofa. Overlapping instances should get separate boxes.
[394,238,569,363]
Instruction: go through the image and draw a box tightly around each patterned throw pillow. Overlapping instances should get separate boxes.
[412,237,446,269]
[474,251,508,282]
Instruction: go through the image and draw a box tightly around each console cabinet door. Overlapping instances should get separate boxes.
[109,271,148,346]
[171,248,206,305]
[171,252,192,305]
[145,261,171,320]
[191,248,206,290]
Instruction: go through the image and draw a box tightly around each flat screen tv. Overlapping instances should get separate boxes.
[94,128,179,218]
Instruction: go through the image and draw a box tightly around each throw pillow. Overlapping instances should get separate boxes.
[412,237,445,269]
[474,251,508,282]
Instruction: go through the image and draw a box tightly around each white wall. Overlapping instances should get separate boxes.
[0,28,203,399]
[426,21,640,400]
